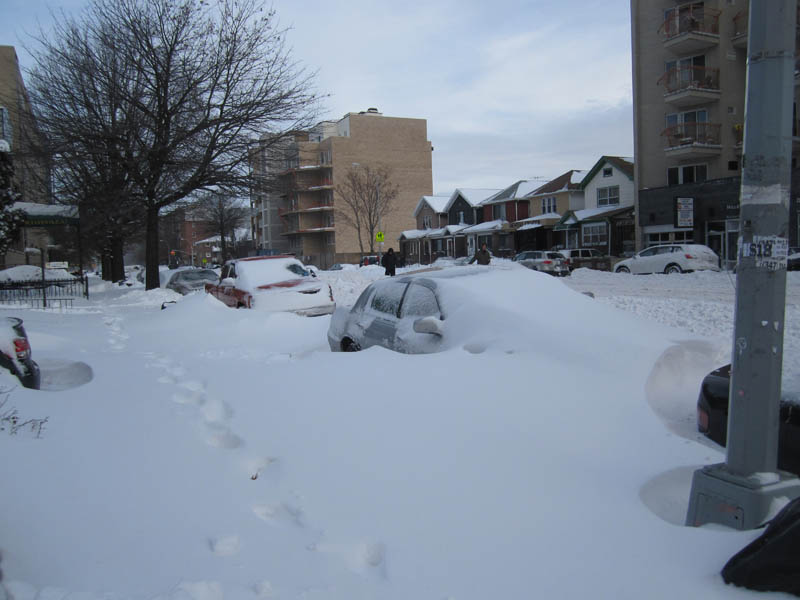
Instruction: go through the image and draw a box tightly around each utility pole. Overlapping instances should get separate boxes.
[687,0,800,529]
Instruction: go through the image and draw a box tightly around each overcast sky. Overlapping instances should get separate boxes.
[1,0,634,195]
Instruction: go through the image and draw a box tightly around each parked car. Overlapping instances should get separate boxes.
[512,251,570,276]
[697,364,800,475]
[614,244,720,274]
[360,256,380,267]
[559,248,611,272]
[789,247,800,271]
[165,268,219,295]
[0,317,40,389]
[328,276,448,353]
[205,255,335,316]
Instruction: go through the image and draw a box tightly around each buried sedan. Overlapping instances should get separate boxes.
[328,276,447,353]
[206,256,334,316]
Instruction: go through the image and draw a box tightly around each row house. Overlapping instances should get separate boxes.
[397,157,636,262]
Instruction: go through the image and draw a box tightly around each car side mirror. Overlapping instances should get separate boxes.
[221,277,235,286]
[413,316,444,336]
[310,271,317,278]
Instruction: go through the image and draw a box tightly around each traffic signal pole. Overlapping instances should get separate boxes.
[687,0,800,529]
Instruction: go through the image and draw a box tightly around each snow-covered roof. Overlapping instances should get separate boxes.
[527,212,562,221]
[400,224,469,240]
[12,202,78,219]
[525,170,586,198]
[413,194,451,217]
[482,180,544,204]
[517,223,542,232]
[459,219,508,234]
[561,206,629,225]
[444,188,502,211]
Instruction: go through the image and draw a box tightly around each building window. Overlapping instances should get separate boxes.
[602,167,613,177]
[667,164,707,185]
[422,215,432,229]
[492,203,506,220]
[541,197,557,214]
[325,213,334,227]
[647,230,693,246]
[458,211,465,224]
[582,223,608,246]
[326,232,335,246]
[597,186,620,206]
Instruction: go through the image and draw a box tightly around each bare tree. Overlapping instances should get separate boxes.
[26,0,322,289]
[192,192,249,261]
[335,164,399,255]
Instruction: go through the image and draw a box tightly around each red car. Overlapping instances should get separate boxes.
[205,256,335,316]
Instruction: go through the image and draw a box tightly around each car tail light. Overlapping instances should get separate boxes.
[543,260,552,264]
[13,338,30,359]
[684,254,695,259]
[697,406,709,433]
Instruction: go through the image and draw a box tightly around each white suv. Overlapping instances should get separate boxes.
[614,244,720,274]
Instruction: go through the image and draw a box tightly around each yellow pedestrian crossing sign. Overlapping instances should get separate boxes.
[376,231,385,243]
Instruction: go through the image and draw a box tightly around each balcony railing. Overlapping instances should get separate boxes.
[661,122,721,148]
[658,65,720,93]
[661,3,720,40]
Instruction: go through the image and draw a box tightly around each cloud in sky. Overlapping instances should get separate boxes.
[1,0,634,195]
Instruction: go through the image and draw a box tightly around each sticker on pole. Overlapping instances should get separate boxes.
[739,235,788,271]
[375,231,385,243]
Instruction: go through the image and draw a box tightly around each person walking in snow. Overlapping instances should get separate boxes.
[469,242,491,265]
[382,247,397,276]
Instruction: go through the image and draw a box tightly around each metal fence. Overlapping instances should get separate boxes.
[0,276,89,309]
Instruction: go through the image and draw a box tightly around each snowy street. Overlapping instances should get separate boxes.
[1,264,799,599]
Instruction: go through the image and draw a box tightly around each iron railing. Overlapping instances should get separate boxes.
[658,65,720,93]
[662,122,722,147]
[661,3,721,39]
[0,276,88,309]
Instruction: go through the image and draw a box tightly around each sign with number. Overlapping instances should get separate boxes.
[376,231,385,243]
[675,197,694,228]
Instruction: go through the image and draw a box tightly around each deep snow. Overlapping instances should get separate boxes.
[0,263,799,600]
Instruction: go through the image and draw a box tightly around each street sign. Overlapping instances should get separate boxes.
[376,231,385,243]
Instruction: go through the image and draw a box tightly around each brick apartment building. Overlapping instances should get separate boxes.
[631,1,799,267]
[249,109,433,268]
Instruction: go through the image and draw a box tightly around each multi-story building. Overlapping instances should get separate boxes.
[250,109,433,268]
[631,1,799,266]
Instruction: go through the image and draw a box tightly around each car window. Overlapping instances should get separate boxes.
[639,248,656,257]
[401,284,440,319]
[370,282,407,316]
[352,286,375,312]
[286,263,310,277]
[546,252,564,260]
[655,247,673,255]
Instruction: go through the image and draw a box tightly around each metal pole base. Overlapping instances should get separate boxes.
[687,463,800,529]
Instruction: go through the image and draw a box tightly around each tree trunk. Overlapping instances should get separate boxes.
[111,237,125,282]
[101,253,112,281]
[145,204,160,290]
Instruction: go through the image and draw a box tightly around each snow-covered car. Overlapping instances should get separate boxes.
[165,268,219,295]
[697,364,800,475]
[0,317,40,389]
[205,255,335,316]
[327,275,447,353]
[614,244,720,274]
[512,250,570,276]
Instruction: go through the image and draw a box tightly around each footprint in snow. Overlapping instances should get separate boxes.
[208,535,241,556]
[309,540,388,579]
[252,501,305,527]
[206,425,243,449]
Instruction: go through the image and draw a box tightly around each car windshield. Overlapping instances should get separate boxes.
[546,253,563,260]
[177,270,218,282]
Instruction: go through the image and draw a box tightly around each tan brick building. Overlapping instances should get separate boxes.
[250,109,433,268]
[631,1,799,264]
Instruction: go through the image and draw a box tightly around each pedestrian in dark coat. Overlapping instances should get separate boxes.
[382,247,397,276]
[469,243,491,265]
